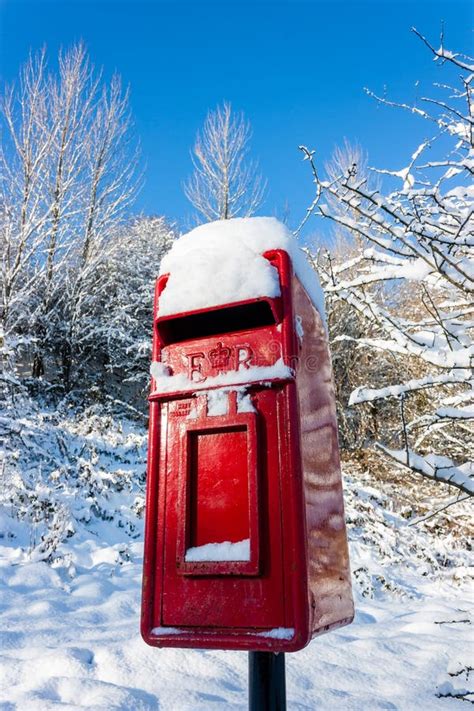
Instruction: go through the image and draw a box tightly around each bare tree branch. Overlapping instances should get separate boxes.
[184,102,266,222]
[299,30,474,498]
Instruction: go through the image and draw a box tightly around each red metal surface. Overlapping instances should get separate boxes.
[292,276,354,636]
[187,425,249,549]
[141,249,353,652]
[161,388,284,629]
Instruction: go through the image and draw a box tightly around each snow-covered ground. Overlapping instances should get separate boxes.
[1,404,472,710]
[1,513,471,710]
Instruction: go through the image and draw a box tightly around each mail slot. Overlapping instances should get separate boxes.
[141,218,354,652]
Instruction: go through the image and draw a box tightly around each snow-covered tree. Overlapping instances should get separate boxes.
[300,29,473,497]
[80,215,176,403]
[184,101,266,222]
[0,44,139,388]
[305,142,394,451]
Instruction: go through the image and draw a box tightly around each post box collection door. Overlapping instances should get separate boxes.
[159,387,287,630]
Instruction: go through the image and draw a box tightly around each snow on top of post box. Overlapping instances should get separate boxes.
[158,217,325,320]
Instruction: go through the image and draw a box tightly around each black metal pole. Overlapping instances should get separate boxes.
[248,651,286,711]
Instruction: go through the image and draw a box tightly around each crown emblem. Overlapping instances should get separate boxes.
[209,342,232,372]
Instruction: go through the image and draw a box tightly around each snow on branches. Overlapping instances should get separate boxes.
[300,29,473,497]
[0,44,140,389]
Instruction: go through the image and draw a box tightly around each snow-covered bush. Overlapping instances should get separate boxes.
[0,387,147,561]
[301,29,473,497]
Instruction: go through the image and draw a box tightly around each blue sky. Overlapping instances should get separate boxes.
[1,0,472,240]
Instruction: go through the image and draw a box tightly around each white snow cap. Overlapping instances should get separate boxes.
[158,217,325,321]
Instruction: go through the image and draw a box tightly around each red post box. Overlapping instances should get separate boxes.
[141,218,353,652]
